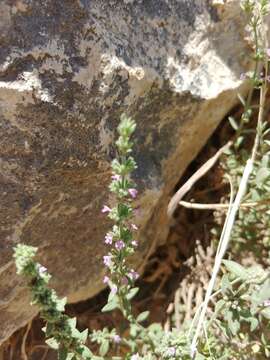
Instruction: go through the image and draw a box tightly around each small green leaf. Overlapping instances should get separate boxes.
[215,299,226,315]
[250,317,259,332]
[256,167,270,186]
[221,274,232,294]
[127,287,139,300]
[46,338,59,350]
[228,318,240,336]
[262,307,270,319]
[79,345,93,359]
[130,324,139,337]
[79,329,88,343]
[253,279,270,305]
[228,116,239,130]
[99,340,110,356]
[102,300,119,312]
[223,260,249,280]
[56,297,67,312]
[67,317,77,329]
[136,311,149,323]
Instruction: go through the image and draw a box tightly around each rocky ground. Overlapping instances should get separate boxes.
[0,101,241,360]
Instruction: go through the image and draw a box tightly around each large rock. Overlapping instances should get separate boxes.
[0,0,251,343]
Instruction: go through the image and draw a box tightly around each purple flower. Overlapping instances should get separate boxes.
[115,240,125,250]
[263,299,270,307]
[128,269,139,281]
[102,205,111,213]
[112,174,121,181]
[103,255,112,267]
[38,265,47,276]
[105,233,113,245]
[128,188,138,198]
[113,334,121,343]
[121,276,129,285]
[103,276,110,284]
[166,347,176,357]
[131,223,138,231]
[111,284,117,294]
[240,73,246,80]
[131,240,138,247]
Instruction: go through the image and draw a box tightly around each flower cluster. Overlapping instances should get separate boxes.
[101,114,140,313]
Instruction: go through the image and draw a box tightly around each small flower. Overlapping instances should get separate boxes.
[103,255,112,267]
[131,354,140,360]
[102,205,111,213]
[113,334,121,343]
[263,299,270,307]
[115,240,125,250]
[131,240,138,247]
[240,73,246,80]
[105,234,113,245]
[112,174,121,181]
[266,48,270,57]
[128,188,138,198]
[128,269,139,280]
[103,275,110,284]
[166,347,176,357]
[38,265,47,276]
[111,284,118,294]
[121,276,129,285]
[131,223,138,231]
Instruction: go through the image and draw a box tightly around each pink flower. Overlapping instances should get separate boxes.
[131,240,138,247]
[103,276,110,284]
[38,265,47,276]
[111,284,117,294]
[112,174,121,181]
[103,255,112,267]
[115,240,125,250]
[128,269,139,280]
[105,234,113,244]
[128,188,138,198]
[113,334,121,343]
[102,205,111,213]
[240,73,246,80]
[121,277,129,285]
[263,299,270,307]
[266,48,270,57]
[131,223,138,231]
[166,347,176,357]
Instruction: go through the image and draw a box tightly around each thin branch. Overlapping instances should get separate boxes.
[21,321,32,360]
[179,198,270,210]
[167,142,232,218]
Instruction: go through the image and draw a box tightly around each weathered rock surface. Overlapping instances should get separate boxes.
[0,0,253,343]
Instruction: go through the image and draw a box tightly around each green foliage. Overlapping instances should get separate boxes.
[14,245,93,360]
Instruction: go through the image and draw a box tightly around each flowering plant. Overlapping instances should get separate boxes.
[101,114,140,320]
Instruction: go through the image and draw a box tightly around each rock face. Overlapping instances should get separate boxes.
[0,0,252,343]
